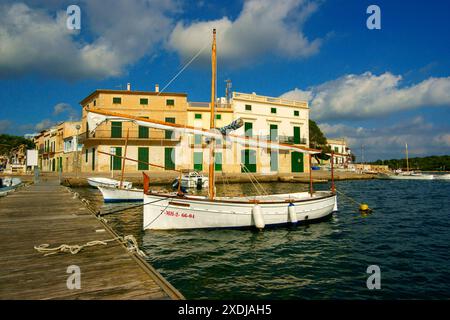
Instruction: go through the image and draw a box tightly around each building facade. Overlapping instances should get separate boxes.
[327,138,352,167]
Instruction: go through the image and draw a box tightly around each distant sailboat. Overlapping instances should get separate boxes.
[378,143,434,180]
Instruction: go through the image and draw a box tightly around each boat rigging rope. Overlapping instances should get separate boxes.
[34,235,147,258]
[334,188,372,212]
[158,41,209,95]
[240,164,269,196]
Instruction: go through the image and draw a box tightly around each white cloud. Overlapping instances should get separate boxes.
[53,103,78,120]
[319,117,450,161]
[34,119,55,131]
[281,72,450,121]
[0,120,13,134]
[0,1,175,80]
[167,0,322,66]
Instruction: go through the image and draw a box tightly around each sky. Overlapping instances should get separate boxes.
[0,0,449,161]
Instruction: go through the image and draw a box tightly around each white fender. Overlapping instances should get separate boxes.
[333,196,338,212]
[288,204,298,223]
[252,204,265,229]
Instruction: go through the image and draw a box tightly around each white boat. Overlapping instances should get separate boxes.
[0,177,22,196]
[97,186,143,203]
[86,29,338,231]
[87,177,132,189]
[143,191,336,230]
[434,173,450,180]
[378,172,434,180]
[172,171,209,189]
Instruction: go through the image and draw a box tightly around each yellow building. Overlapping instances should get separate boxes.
[79,85,188,174]
[34,121,82,172]
[184,92,311,174]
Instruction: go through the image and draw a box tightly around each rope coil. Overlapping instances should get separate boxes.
[34,235,147,258]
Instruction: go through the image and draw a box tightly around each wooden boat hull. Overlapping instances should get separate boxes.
[143,191,337,230]
[98,186,143,203]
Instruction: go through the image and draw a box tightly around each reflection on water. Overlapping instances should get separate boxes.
[75,180,450,299]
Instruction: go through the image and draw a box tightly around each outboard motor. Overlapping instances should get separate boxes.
[196,177,203,190]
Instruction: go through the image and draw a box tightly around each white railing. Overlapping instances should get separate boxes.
[233,92,307,108]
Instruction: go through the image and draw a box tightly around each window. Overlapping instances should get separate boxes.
[244,122,253,138]
[194,134,202,145]
[334,147,339,152]
[138,117,149,138]
[294,110,299,116]
[270,124,278,141]
[271,107,277,114]
[166,99,175,106]
[245,104,252,111]
[92,148,95,171]
[93,100,96,106]
[194,152,203,171]
[216,114,221,120]
[113,97,121,104]
[195,113,202,119]
[140,98,148,105]
[85,149,88,162]
[293,126,301,144]
[111,121,122,138]
[165,117,175,139]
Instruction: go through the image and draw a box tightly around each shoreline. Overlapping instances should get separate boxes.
[1,171,377,187]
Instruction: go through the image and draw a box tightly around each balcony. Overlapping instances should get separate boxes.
[233,92,308,108]
[256,135,307,145]
[80,130,182,147]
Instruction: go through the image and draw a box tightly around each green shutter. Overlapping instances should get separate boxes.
[193,152,203,171]
[195,113,202,119]
[291,152,304,172]
[194,134,202,145]
[270,124,278,141]
[85,149,88,162]
[111,122,122,138]
[216,114,221,120]
[241,149,256,173]
[294,110,299,116]
[215,152,222,171]
[271,107,277,114]
[165,148,175,170]
[165,117,175,139]
[166,99,175,106]
[138,147,149,170]
[270,151,278,172]
[113,97,121,104]
[293,126,300,144]
[244,122,253,138]
[140,98,148,105]
[245,104,252,111]
[110,147,122,170]
[92,148,95,171]
[139,126,149,138]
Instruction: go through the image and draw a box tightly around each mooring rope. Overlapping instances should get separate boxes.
[34,235,147,258]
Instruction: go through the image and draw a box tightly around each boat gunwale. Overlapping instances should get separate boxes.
[145,191,336,205]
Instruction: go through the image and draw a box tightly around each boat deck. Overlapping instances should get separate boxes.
[0,178,183,300]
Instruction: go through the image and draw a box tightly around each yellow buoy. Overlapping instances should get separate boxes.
[359,203,370,211]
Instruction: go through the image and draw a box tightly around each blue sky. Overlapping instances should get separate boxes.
[0,0,449,161]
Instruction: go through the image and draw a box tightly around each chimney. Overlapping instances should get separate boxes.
[127,83,131,91]
[155,84,159,93]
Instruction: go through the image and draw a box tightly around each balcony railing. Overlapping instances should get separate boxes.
[189,102,232,109]
[80,130,182,142]
[233,92,308,108]
[256,135,307,145]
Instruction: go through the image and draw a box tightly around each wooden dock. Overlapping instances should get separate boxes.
[0,178,183,300]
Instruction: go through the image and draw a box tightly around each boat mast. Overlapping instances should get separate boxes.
[119,128,129,188]
[405,143,409,172]
[208,29,217,199]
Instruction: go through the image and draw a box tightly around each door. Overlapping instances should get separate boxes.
[215,152,222,171]
[110,147,122,170]
[52,159,55,172]
[291,152,304,172]
[91,148,95,171]
[165,147,175,170]
[293,126,301,144]
[193,152,203,171]
[270,151,278,172]
[138,147,149,170]
[270,124,278,141]
[241,149,256,173]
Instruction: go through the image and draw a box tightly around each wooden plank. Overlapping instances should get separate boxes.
[0,178,183,300]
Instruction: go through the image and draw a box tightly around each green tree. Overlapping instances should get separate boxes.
[0,134,35,156]
[309,120,331,161]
